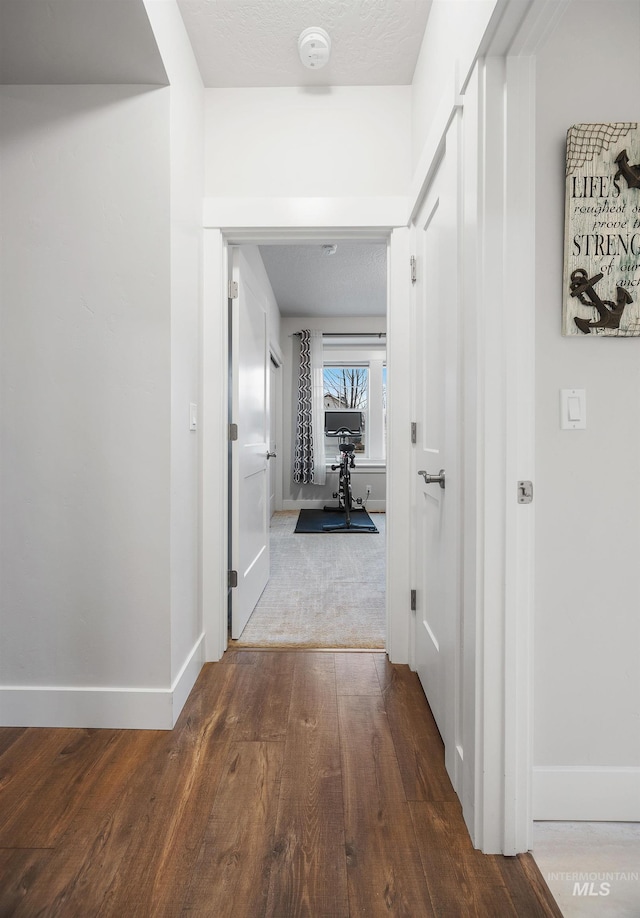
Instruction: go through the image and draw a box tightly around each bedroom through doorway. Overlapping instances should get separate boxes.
[229,240,388,650]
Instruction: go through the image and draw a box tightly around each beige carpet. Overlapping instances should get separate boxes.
[233,510,386,648]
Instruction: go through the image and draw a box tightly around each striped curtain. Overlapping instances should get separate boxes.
[293,330,326,485]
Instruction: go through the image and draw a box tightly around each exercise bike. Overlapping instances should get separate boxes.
[323,425,376,532]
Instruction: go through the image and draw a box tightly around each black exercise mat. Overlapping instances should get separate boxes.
[295,508,378,533]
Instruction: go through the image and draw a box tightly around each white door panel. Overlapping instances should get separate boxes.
[231,248,270,639]
[413,120,461,791]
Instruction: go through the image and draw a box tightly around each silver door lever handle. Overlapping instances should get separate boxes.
[266,451,277,460]
[418,469,445,489]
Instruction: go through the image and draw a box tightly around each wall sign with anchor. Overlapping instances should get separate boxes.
[563,123,640,336]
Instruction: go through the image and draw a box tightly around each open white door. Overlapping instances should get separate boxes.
[413,118,461,792]
[230,247,270,639]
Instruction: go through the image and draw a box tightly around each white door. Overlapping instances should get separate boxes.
[413,119,461,791]
[269,356,278,518]
[230,247,270,639]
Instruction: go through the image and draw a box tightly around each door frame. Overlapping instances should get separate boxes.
[201,210,412,668]
[268,342,283,516]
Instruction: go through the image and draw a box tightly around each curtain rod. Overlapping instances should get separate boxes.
[291,332,386,338]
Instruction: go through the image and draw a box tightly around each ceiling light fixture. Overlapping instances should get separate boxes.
[298,27,331,70]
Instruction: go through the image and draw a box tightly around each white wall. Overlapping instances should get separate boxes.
[281,316,387,510]
[0,0,207,729]
[204,86,411,198]
[143,0,205,689]
[534,0,640,820]
[411,0,497,170]
[0,85,172,701]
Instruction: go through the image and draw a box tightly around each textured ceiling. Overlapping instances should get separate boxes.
[259,242,387,317]
[0,0,168,85]
[176,0,432,87]
[0,0,431,88]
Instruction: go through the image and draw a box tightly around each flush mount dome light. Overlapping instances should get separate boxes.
[298,27,331,70]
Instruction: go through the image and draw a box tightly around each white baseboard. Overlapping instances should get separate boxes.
[533,766,640,821]
[0,633,205,731]
[281,499,386,512]
[171,632,205,726]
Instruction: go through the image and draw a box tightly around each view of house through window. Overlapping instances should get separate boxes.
[323,366,368,453]
[322,340,386,461]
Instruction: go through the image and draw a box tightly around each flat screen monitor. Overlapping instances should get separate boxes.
[324,410,362,437]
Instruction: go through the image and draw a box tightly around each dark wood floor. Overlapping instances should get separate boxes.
[0,651,562,917]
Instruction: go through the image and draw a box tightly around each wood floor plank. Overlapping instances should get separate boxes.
[498,853,565,918]
[376,658,457,802]
[86,678,243,918]
[339,694,435,916]
[174,660,245,743]
[0,727,26,760]
[232,652,296,742]
[0,728,121,847]
[410,801,521,917]
[266,654,349,918]
[1,730,161,918]
[183,741,283,917]
[94,734,233,918]
[221,648,264,664]
[0,847,56,917]
[0,729,74,827]
[335,653,381,696]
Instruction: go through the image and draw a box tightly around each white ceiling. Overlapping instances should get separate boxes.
[259,243,387,317]
[0,0,168,85]
[176,0,432,87]
[0,0,431,87]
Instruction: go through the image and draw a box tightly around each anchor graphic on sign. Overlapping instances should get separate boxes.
[570,268,633,334]
[613,149,640,193]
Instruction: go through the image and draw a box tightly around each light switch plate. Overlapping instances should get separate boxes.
[189,403,197,431]
[560,389,586,429]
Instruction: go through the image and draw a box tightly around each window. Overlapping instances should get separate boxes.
[322,338,386,462]
[323,366,368,453]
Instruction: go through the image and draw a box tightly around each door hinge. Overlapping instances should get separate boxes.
[228,280,238,299]
[228,570,238,589]
[410,589,417,613]
[410,255,417,284]
[517,480,533,504]
[229,422,238,441]
[411,421,417,445]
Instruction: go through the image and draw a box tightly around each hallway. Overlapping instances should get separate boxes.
[0,651,561,916]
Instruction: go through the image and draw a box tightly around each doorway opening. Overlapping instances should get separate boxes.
[228,240,388,650]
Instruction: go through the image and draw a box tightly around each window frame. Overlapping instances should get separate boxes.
[322,340,386,465]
